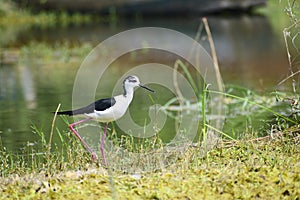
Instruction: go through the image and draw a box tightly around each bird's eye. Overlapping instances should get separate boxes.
[130,80,137,82]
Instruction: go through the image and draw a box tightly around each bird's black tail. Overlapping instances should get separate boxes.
[55,110,74,116]
[53,102,95,116]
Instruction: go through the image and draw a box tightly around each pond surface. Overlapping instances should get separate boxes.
[0,8,296,153]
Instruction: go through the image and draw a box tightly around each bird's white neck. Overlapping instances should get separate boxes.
[123,85,135,98]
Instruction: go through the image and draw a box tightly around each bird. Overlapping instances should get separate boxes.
[55,75,154,167]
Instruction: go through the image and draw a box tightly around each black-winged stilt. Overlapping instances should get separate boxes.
[56,75,154,166]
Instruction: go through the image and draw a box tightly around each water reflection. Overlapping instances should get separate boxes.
[1,15,290,89]
[0,62,38,150]
[0,14,292,152]
[208,16,289,90]
[19,63,37,109]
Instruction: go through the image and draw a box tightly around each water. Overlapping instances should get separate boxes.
[0,10,296,152]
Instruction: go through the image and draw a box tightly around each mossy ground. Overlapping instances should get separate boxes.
[1,134,299,199]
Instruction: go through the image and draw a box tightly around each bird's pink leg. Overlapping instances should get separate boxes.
[69,118,97,162]
[100,122,108,167]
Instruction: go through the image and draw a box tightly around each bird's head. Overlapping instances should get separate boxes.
[123,75,154,94]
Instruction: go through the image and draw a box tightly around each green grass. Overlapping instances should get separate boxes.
[0,0,103,27]
[0,131,299,199]
[20,42,93,61]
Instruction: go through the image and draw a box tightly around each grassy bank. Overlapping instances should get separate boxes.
[0,132,299,199]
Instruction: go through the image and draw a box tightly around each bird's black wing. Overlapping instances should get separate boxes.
[56,97,116,116]
[94,97,116,111]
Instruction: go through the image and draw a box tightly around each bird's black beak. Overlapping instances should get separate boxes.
[139,84,155,93]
